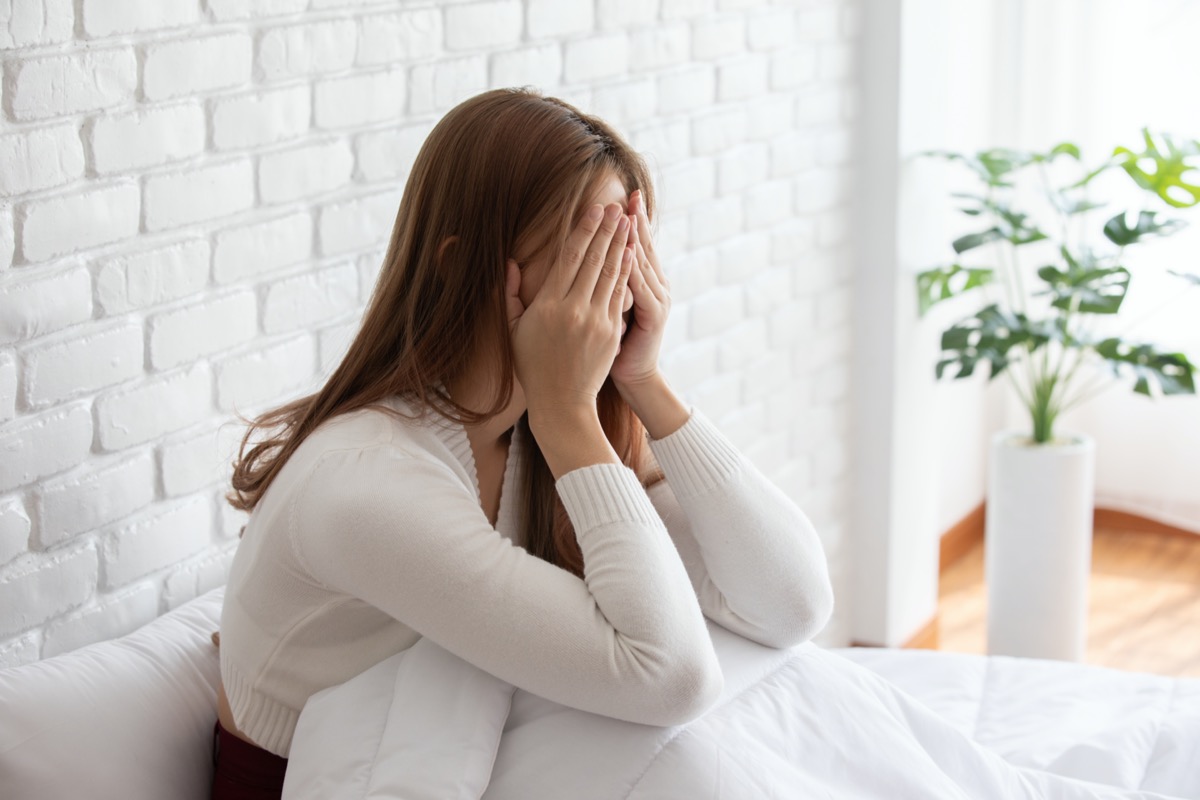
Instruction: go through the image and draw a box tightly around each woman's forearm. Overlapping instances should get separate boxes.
[614,372,691,441]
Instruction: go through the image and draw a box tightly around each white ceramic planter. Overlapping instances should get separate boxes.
[985,430,1096,662]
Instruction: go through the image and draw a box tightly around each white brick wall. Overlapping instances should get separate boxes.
[0,0,860,667]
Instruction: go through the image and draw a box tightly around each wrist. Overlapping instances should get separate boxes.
[616,372,691,441]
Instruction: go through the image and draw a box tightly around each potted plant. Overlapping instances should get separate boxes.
[915,129,1199,661]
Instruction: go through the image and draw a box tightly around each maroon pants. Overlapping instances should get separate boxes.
[210,719,288,800]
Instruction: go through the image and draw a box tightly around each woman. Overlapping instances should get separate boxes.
[210,87,834,799]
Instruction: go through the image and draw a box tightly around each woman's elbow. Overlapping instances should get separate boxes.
[763,579,836,650]
[642,648,725,728]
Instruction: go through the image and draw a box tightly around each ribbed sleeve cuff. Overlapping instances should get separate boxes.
[555,462,663,532]
[647,405,744,498]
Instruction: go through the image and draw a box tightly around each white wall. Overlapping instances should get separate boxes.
[0,0,863,666]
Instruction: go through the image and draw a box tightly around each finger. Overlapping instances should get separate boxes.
[608,245,635,321]
[569,203,623,300]
[636,242,668,303]
[505,259,525,326]
[592,211,631,306]
[632,190,656,261]
[549,203,605,299]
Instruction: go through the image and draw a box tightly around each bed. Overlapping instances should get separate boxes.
[1,587,1196,799]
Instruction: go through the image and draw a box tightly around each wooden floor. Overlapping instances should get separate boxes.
[937,527,1200,678]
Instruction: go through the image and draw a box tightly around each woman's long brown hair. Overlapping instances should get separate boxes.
[227,87,664,579]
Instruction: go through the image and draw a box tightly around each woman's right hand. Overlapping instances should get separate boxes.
[507,202,634,424]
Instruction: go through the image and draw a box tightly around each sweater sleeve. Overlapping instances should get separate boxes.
[289,445,723,728]
[645,405,836,649]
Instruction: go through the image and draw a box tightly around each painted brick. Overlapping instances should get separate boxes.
[564,34,630,83]
[690,371,741,419]
[357,122,435,183]
[657,66,714,114]
[144,160,255,231]
[629,24,689,73]
[690,284,744,339]
[629,119,690,168]
[42,583,157,657]
[716,232,770,285]
[747,95,793,140]
[589,79,656,127]
[208,0,307,20]
[770,218,817,264]
[91,103,206,174]
[771,49,818,90]
[318,320,357,373]
[10,49,136,121]
[149,292,257,370]
[314,69,406,129]
[213,86,311,151]
[793,168,844,214]
[817,125,853,166]
[527,0,592,38]
[661,0,715,19]
[214,212,313,284]
[0,544,97,638]
[0,0,73,48]
[81,0,199,37]
[446,1,522,50]
[660,340,717,393]
[747,8,795,50]
[104,499,211,588]
[263,264,359,334]
[597,0,659,29]
[410,55,488,114]
[490,43,563,89]
[0,267,91,346]
[692,106,747,155]
[659,160,715,212]
[22,183,140,262]
[692,15,745,60]
[0,402,91,491]
[718,55,769,101]
[95,364,213,451]
[96,239,211,316]
[0,205,12,270]
[0,499,31,567]
[718,143,769,195]
[746,264,794,317]
[688,194,744,247]
[0,352,15,423]
[36,454,155,547]
[24,323,144,407]
[259,20,357,80]
[770,131,818,178]
[794,85,841,126]
[357,10,442,66]
[797,7,841,41]
[217,335,316,410]
[319,191,402,256]
[144,33,252,101]
[160,425,240,497]
[259,140,354,205]
[768,296,816,347]
[0,124,85,195]
[745,178,793,229]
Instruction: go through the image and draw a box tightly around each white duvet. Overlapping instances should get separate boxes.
[283,620,1200,800]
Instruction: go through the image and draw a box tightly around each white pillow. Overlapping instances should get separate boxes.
[283,635,516,800]
[0,588,224,800]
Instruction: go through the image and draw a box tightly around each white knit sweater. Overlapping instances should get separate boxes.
[218,392,835,757]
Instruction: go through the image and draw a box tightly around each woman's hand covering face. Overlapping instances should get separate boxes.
[609,188,671,389]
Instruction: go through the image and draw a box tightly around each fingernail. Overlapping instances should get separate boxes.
[617,215,628,232]
[605,204,621,221]
[588,205,603,221]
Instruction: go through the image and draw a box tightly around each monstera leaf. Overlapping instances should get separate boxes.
[936,304,1055,380]
[1034,248,1130,314]
[1114,129,1200,208]
[915,264,995,316]
[1102,210,1187,246]
[1095,338,1196,396]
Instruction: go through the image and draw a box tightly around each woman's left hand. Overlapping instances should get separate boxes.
[610,188,671,389]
